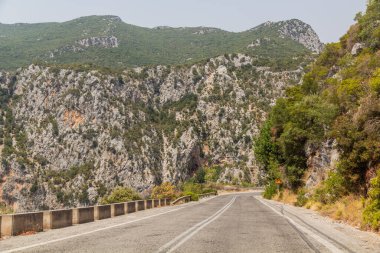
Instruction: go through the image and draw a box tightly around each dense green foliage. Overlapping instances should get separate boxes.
[363,169,380,230]
[101,187,141,204]
[180,182,216,201]
[263,181,278,199]
[0,16,312,71]
[255,0,380,229]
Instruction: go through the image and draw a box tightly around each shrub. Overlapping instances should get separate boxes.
[263,181,277,199]
[0,202,14,214]
[180,182,207,201]
[204,166,222,182]
[369,68,380,94]
[151,182,178,200]
[193,168,206,183]
[363,168,380,231]
[182,182,202,194]
[184,191,199,201]
[295,189,309,207]
[313,172,347,204]
[101,187,141,204]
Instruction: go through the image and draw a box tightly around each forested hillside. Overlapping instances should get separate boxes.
[255,0,380,230]
[0,16,321,70]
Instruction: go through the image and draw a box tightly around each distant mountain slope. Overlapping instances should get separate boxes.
[0,15,323,70]
[0,53,305,211]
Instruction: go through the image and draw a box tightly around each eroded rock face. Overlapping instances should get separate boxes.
[304,140,339,188]
[278,19,324,53]
[77,36,119,48]
[351,43,365,55]
[0,54,304,211]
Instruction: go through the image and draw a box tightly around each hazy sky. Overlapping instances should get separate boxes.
[0,0,367,42]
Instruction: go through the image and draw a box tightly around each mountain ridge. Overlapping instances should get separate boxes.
[0,15,323,70]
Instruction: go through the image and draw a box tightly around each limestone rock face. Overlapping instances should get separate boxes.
[277,19,324,53]
[304,140,339,189]
[77,36,119,48]
[351,43,365,55]
[0,54,304,211]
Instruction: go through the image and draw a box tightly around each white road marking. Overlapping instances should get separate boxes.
[156,196,236,253]
[255,196,344,253]
[1,196,218,253]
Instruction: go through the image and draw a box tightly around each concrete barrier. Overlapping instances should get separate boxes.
[126,202,136,213]
[94,205,111,220]
[145,200,153,209]
[1,212,43,236]
[43,209,72,230]
[72,207,94,224]
[0,197,183,238]
[111,203,125,217]
[137,200,145,211]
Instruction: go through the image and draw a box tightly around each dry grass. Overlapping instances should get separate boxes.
[275,193,365,229]
[318,195,364,228]
[273,189,297,205]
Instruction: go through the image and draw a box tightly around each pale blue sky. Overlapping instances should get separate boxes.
[0,0,367,42]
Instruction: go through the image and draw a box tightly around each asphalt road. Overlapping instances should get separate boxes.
[0,192,378,253]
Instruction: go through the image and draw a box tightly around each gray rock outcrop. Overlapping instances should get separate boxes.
[0,54,304,211]
[278,19,324,53]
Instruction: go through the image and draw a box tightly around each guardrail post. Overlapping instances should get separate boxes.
[43,211,52,230]
[1,215,13,237]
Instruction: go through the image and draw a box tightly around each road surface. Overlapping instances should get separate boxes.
[0,192,379,253]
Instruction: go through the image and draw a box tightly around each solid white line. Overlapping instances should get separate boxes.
[1,196,218,253]
[255,197,344,253]
[156,196,236,253]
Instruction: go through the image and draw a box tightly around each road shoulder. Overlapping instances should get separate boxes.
[258,196,380,253]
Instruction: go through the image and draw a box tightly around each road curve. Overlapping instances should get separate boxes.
[0,192,377,253]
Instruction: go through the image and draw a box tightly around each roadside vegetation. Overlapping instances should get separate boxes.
[149,165,257,202]
[101,187,142,204]
[255,0,380,231]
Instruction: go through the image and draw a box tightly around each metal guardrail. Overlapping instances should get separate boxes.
[171,195,191,205]
[171,192,217,205]
[198,192,217,199]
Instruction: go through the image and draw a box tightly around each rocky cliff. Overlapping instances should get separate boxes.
[253,19,324,53]
[0,54,304,211]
